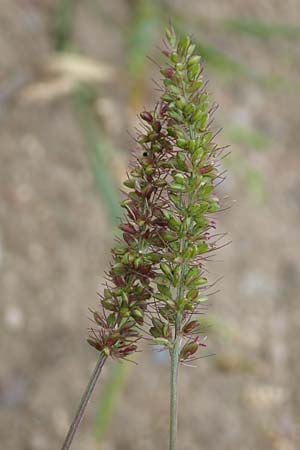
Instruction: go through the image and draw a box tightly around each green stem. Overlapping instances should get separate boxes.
[60,353,107,450]
[169,54,198,450]
[169,333,181,450]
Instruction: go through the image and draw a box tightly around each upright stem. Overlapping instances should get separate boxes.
[169,335,181,450]
[60,352,107,450]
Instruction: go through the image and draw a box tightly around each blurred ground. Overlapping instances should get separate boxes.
[0,1,300,450]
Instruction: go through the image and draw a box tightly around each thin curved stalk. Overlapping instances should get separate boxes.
[60,353,107,450]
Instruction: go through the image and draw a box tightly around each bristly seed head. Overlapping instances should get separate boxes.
[87,26,228,363]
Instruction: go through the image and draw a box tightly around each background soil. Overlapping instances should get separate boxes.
[1,1,300,450]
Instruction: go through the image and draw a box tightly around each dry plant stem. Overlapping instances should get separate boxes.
[60,353,107,450]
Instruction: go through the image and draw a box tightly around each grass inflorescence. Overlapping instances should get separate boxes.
[61,26,229,450]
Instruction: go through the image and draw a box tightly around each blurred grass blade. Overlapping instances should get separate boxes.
[226,150,267,204]
[53,0,74,51]
[75,91,129,445]
[53,2,130,445]
[87,0,125,29]
[74,88,121,224]
[195,42,250,76]
[188,34,300,91]
[127,0,161,77]
[126,0,162,108]
[94,363,129,443]
[224,18,300,39]
[174,20,300,90]
[244,166,267,204]
[225,126,272,150]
